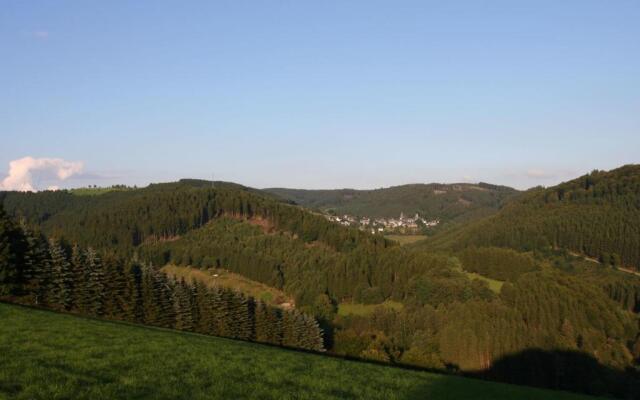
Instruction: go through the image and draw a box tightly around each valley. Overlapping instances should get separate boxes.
[2,165,640,398]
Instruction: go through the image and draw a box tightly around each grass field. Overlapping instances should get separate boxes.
[338,300,404,317]
[448,257,505,294]
[0,303,595,400]
[461,271,504,293]
[161,265,294,307]
[385,235,429,245]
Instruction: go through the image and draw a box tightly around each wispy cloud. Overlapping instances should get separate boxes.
[32,30,49,39]
[0,156,84,192]
[22,30,50,40]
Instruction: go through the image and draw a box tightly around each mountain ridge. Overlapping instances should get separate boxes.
[419,164,640,270]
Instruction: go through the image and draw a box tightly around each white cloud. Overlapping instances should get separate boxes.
[0,156,84,192]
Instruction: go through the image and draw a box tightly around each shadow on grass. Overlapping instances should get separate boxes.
[4,302,639,399]
[470,349,639,399]
[401,349,640,400]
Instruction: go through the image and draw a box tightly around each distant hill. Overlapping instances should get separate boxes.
[421,165,640,270]
[0,180,388,257]
[3,173,640,397]
[264,183,518,229]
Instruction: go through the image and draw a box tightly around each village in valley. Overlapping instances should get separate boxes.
[325,212,440,234]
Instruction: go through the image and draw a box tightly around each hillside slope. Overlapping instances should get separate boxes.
[420,165,640,270]
[0,303,596,400]
[2,175,639,397]
[264,183,518,228]
[1,180,390,256]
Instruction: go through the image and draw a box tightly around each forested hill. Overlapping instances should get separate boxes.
[264,183,517,227]
[421,165,640,270]
[3,174,640,397]
[1,180,391,256]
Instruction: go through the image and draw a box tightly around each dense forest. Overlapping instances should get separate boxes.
[0,205,324,351]
[1,180,390,256]
[420,165,640,270]
[2,168,640,398]
[265,182,517,231]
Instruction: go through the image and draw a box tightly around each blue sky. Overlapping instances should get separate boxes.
[1,1,639,190]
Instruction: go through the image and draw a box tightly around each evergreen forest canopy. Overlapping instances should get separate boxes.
[419,164,640,270]
[2,165,640,398]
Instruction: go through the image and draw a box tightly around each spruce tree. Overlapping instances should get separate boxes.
[190,279,204,330]
[123,261,144,323]
[141,266,161,326]
[155,271,176,328]
[103,256,128,319]
[70,244,86,312]
[194,281,213,334]
[228,291,251,340]
[282,309,301,348]
[174,278,194,331]
[21,225,52,306]
[299,313,324,351]
[265,306,283,345]
[0,205,24,296]
[48,238,74,310]
[219,288,235,337]
[85,247,106,316]
[209,287,227,336]
[254,300,275,343]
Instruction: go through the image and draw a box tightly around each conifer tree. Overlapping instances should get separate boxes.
[190,279,204,330]
[174,278,194,331]
[228,291,251,340]
[85,247,106,316]
[155,271,176,328]
[0,205,24,296]
[123,261,144,323]
[194,281,213,334]
[103,256,128,319]
[216,288,234,337]
[141,266,162,326]
[253,300,268,343]
[48,238,74,310]
[299,313,324,351]
[282,309,302,348]
[70,244,86,312]
[21,225,52,305]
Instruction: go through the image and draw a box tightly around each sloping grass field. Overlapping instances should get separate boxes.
[161,265,294,307]
[384,235,429,246]
[0,303,596,400]
[338,300,404,317]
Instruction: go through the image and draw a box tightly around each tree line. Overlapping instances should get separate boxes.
[0,204,323,352]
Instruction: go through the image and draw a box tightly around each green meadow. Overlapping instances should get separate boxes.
[337,300,404,317]
[0,302,596,400]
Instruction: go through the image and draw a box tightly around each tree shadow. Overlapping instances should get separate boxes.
[402,349,639,399]
[470,349,639,399]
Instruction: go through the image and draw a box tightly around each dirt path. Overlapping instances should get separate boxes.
[566,250,640,277]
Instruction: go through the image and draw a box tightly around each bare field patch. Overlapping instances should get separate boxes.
[162,265,294,308]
